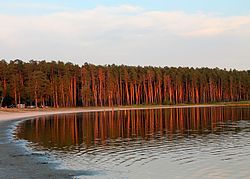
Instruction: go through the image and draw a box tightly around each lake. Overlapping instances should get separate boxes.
[15,106,250,178]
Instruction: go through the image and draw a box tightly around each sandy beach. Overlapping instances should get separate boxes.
[0,108,118,178]
[0,109,89,179]
[0,103,248,178]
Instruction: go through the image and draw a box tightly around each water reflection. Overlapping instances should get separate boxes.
[16,107,249,150]
[15,106,250,178]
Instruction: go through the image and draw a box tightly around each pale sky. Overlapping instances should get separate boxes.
[0,0,250,70]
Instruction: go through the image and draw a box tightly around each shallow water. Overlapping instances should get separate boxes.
[15,106,250,178]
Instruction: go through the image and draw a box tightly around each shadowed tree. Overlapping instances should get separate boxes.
[30,71,49,108]
[0,60,8,107]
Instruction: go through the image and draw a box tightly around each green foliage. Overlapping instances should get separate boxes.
[0,59,249,107]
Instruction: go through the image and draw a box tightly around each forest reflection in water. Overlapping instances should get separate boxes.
[15,106,250,178]
[16,106,249,149]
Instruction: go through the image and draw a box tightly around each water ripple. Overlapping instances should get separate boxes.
[14,106,250,178]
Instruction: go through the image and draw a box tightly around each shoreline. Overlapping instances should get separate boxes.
[1,101,250,120]
[0,103,250,178]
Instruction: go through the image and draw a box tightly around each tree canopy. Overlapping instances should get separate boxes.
[0,60,249,107]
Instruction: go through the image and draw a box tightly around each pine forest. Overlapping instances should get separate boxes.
[0,60,249,108]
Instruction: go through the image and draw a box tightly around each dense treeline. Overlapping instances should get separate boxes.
[0,60,249,108]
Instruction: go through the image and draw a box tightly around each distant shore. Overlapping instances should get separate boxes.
[1,101,250,118]
[0,102,250,178]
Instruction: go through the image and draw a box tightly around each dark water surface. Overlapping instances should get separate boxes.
[15,106,250,178]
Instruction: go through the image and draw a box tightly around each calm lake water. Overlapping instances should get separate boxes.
[15,106,250,178]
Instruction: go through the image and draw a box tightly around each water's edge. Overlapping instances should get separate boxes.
[0,116,85,179]
[2,105,249,178]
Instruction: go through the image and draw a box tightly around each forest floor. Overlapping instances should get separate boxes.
[0,101,250,178]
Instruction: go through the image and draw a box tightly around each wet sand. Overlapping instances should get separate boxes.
[0,110,93,179]
[0,109,113,178]
[0,104,246,178]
